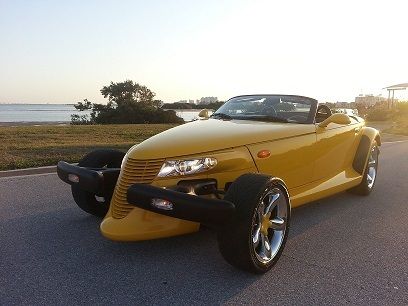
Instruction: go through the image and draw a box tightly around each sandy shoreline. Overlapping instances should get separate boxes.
[0,121,70,127]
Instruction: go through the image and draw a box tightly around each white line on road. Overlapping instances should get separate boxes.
[0,172,57,180]
[383,140,408,144]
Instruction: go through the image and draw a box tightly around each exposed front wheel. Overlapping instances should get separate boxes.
[217,174,291,274]
[71,149,125,217]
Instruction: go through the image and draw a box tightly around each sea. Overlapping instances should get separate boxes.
[0,104,205,123]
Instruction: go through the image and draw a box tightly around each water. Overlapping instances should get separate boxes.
[0,104,84,123]
[173,109,213,122]
[0,104,208,123]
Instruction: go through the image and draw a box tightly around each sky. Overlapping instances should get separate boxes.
[0,0,407,104]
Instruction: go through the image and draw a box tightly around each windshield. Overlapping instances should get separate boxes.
[213,95,316,124]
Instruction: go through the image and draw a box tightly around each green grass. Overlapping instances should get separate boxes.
[0,124,177,171]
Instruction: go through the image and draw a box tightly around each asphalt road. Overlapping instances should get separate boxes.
[1,141,408,305]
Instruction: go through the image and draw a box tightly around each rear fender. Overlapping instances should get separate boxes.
[352,127,381,174]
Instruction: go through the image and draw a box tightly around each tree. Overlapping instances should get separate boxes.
[100,80,155,107]
[73,98,92,111]
[71,99,92,124]
[71,81,183,125]
[163,101,224,110]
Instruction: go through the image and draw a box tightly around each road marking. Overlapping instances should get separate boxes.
[0,172,56,180]
[383,140,408,144]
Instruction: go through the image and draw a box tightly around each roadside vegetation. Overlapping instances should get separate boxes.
[164,101,224,110]
[0,124,177,171]
[383,117,408,135]
[71,80,183,125]
[364,102,408,135]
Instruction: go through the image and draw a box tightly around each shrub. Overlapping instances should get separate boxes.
[365,108,395,121]
[71,81,184,125]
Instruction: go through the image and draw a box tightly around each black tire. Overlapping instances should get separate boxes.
[72,149,125,217]
[217,173,291,274]
[348,142,379,196]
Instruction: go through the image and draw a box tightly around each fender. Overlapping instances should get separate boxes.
[353,126,381,174]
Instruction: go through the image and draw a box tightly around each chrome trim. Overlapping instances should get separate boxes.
[367,146,378,189]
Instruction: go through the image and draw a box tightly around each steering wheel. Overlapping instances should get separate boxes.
[315,105,332,123]
[262,105,277,117]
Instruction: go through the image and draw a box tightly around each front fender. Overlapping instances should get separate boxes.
[353,127,381,174]
[362,126,381,146]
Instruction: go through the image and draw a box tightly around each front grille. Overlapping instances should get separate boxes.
[111,157,164,219]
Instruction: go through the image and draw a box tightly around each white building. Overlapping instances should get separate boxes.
[355,94,387,107]
[198,97,218,105]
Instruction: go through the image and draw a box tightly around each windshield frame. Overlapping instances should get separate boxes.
[213,94,318,124]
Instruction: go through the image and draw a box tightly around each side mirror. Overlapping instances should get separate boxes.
[198,109,210,119]
[318,113,351,128]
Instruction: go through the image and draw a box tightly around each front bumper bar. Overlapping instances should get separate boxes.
[58,161,235,226]
[57,161,120,195]
[127,184,235,226]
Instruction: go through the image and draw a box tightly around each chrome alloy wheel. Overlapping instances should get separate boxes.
[367,146,378,189]
[252,188,288,264]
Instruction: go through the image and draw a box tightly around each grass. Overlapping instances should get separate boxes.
[2,118,407,171]
[368,103,408,136]
[381,115,408,135]
[384,123,408,135]
[0,124,177,171]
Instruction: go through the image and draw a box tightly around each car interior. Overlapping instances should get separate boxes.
[314,104,332,123]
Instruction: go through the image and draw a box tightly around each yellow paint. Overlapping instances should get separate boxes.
[261,213,271,236]
[318,113,351,127]
[314,122,360,181]
[101,116,380,241]
[101,207,199,241]
[126,119,322,160]
[247,125,316,189]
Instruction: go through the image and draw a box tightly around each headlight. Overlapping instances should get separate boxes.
[157,157,217,177]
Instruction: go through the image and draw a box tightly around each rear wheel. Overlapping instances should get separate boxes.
[349,142,379,195]
[71,149,125,217]
[217,174,291,274]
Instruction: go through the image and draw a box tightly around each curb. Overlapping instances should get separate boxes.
[0,165,57,178]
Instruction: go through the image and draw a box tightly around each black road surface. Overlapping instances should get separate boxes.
[1,142,408,305]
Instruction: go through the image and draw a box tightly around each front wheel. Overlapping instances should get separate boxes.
[217,174,291,274]
[71,149,125,217]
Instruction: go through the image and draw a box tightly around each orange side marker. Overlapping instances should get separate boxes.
[257,150,271,158]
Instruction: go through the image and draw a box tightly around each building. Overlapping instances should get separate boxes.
[198,97,218,105]
[323,101,356,109]
[355,94,387,107]
[335,101,356,108]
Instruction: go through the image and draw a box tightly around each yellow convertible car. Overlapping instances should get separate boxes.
[57,94,380,273]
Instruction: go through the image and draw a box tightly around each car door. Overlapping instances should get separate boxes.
[313,117,361,181]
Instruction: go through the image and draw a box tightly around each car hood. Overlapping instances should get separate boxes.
[128,118,316,160]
